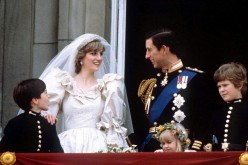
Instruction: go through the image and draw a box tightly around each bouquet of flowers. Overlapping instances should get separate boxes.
[99,144,137,153]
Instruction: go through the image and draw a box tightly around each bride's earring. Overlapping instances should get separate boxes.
[80,61,83,65]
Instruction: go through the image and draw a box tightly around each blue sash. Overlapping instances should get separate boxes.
[140,70,197,151]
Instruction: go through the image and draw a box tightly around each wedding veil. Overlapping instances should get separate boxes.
[39,33,110,79]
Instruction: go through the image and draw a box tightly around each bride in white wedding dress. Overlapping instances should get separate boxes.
[34,33,133,153]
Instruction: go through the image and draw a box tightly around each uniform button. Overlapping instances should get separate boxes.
[39,130,42,134]
[229,106,233,110]
[173,93,177,97]
[226,119,229,123]
[224,134,228,137]
[172,107,176,111]
[39,135,42,138]
[157,73,161,77]
[37,121,40,124]
[226,115,230,118]
[39,140,42,143]
[37,149,40,151]
[224,139,227,142]
[38,126,41,129]
[224,129,228,132]
[228,111,231,114]
[38,145,41,148]
[225,124,229,128]
[151,96,155,100]
[154,84,157,88]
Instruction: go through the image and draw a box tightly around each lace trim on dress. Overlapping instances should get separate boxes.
[51,68,100,104]
[102,73,122,83]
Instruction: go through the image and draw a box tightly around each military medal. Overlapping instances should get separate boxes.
[181,76,188,89]
[177,76,182,89]
[161,71,168,86]
[177,76,188,89]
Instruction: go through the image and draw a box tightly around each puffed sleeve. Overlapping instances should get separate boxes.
[96,73,128,147]
[42,68,73,116]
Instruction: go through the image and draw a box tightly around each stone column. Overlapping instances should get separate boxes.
[0,0,4,137]
[1,0,34,128]
[58,0,110,50]
[33,0,59,78]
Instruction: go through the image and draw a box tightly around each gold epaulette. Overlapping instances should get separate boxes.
[138,78,157,106]
[186,67,204,73]
[191,140,203,150]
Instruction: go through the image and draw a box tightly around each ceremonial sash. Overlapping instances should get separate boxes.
[140,70,197,151]
[149,70,197,125]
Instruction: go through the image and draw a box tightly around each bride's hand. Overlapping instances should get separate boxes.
[44,113,57,125]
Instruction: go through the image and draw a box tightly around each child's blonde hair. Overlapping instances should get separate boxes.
[155,122,190,151]
[159,130,183,152]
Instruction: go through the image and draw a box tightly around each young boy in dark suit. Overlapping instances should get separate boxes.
[0,78,63,153]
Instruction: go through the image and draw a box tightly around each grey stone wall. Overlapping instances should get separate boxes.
[0,0,4,136]
[33,0,59,78]
[1,0,34,130]
[0,0,111,131]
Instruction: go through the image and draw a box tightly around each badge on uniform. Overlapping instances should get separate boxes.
[177,76,188,89]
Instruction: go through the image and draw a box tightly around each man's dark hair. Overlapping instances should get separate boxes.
[145,28,182,58]
[13,78,46,111]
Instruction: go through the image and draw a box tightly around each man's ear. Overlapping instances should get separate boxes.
[161,45,170,54]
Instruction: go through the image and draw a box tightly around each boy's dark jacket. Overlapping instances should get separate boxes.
[0,111,63,153]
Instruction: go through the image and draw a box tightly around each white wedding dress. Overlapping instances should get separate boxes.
[43,68,128,153]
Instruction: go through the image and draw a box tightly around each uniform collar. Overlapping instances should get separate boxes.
[28,110,41,116]
[167,59,183,73]
[227,98,242,104]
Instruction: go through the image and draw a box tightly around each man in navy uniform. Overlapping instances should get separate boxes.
[138,29,215,151]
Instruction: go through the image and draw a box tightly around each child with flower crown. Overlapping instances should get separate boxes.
[154,121,191,152]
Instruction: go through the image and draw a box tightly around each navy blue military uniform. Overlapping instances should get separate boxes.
[139,64,215,152]
[0,111,63,153]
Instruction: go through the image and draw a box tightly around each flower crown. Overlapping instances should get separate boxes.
[154,121,191,150]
